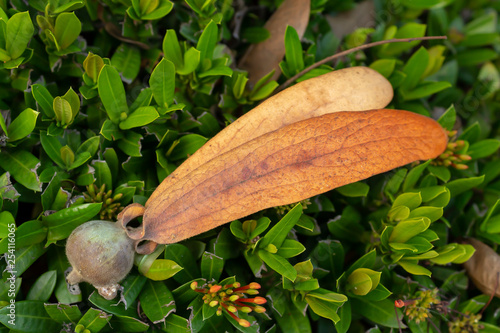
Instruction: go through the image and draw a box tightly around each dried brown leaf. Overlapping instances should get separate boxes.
[463,238,500,298]
[146,67,393,207]
[238,0,310,85]
[326,0,375,40]
[141,109,447,244]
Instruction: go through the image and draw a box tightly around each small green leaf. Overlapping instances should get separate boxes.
[259,203,302,249]
[26,270,57,302]
[446,175,485,197]
[398,260,432,276]
[83,52,104,83]
[32,84,55,118]
[350,298,404,328]
[139,280,175,323]
[283,25,304,76]
[0,150,41,191]
[6,11,34,59]
[438,105,456,131]
[0,301,59,332]
[369,59,396,78]
[305,296,341,323]
[143,259,183,281]
[120,106,159,129]
[98,65,129,123]
[401,47,429,91]
[117,131,143,157]
[162,29,183,68]
[468,139,500,159]
[201,252,224,281]
[142,0,174,20]
[44,203,102,245]
[197,20,217,61]
[150,58,175,108]
[76,308,111,333]
[62,87,80,119]
[389,217,431,243]
[167,134,207,161]
[44,303,82,324]
[53,12,81,50]
[111,43,141,83]
[336,182,369,197]
[258,250,297,281]
[7,108,39,141]
[276,239,306,258]
[53,96,72,126]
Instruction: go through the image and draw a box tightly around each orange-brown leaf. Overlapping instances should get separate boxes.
[238,0,310,85]
[463,238,500,298]
[141,109,447,244]
[146,67,393,206]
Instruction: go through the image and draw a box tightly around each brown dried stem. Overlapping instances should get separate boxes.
[277,36,448,92]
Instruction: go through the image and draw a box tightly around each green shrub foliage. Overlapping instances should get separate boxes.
[1,0,500,332]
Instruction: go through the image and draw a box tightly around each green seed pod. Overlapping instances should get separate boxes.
[65,220,136,299]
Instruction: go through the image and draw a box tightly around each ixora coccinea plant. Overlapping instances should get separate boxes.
[65,66,448,300]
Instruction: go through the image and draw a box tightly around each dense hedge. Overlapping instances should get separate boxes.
[1,0,500,332]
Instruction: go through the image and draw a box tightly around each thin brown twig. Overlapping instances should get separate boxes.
[277,36,448,92]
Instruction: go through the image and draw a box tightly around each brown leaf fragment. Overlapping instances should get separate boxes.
[463,238,500,298]
[238,0,311,85]
[147,67,393,206]
[142,109,447,244]
[326,0,376,40]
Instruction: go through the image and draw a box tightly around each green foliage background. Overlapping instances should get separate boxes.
[1,0,500,332]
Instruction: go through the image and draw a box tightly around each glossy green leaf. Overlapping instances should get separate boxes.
[197,20,217,60]
[351,298,404,328]
[108,315,149,332]
[143,259,183,281]
[398,260,431,276]
[283,25,304,76]
[457,48,498,66]
[92,160,112,190]
[0,220,46,253]
[150,58,175,108]
[117,131,143,157]
[43,203,102,245]
[201,252,224,281]
[402,81,452,101]
[446,175,485,197]
[54,12,81,49]
[305,296,341,323]
[276,239,306,258]
[369,59,396,78]
[53,96,72,126]
[258,250,297,281]
[26,270,57,302]
[168,134,207,161]
[164,314,190,332]
[336,181,370,197]
[7,108,38,141]
[139,280,175,323]
[6,11,34,59]
[390,217,431,243]
[0,301,59,332]
[164,244,200,282]
[111,43,141,83]
[401,47,429,91]
[259,204,302,249]
[120,106,159,130]
[76,308,111,332]
[62,87,80,118]
[381,23,426,56]
[142,0,174,20]
[162,29,183,68]
[0,150,41,191]
[32,84,55,118]
[468,139,500,159]
[98,65,129,123]
[403,160,431,191]
[45,303,82,324]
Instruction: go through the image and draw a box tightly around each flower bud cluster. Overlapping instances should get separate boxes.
[433,130,471,170]
[83,184,123,220]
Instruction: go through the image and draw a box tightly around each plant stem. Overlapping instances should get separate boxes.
[277,36,448,92]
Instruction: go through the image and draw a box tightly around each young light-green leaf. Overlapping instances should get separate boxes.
[6,11,34,59]
[98,65,129,123]
[54,12,81,49]
[150,58,175,108]
[7,108,39,141]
